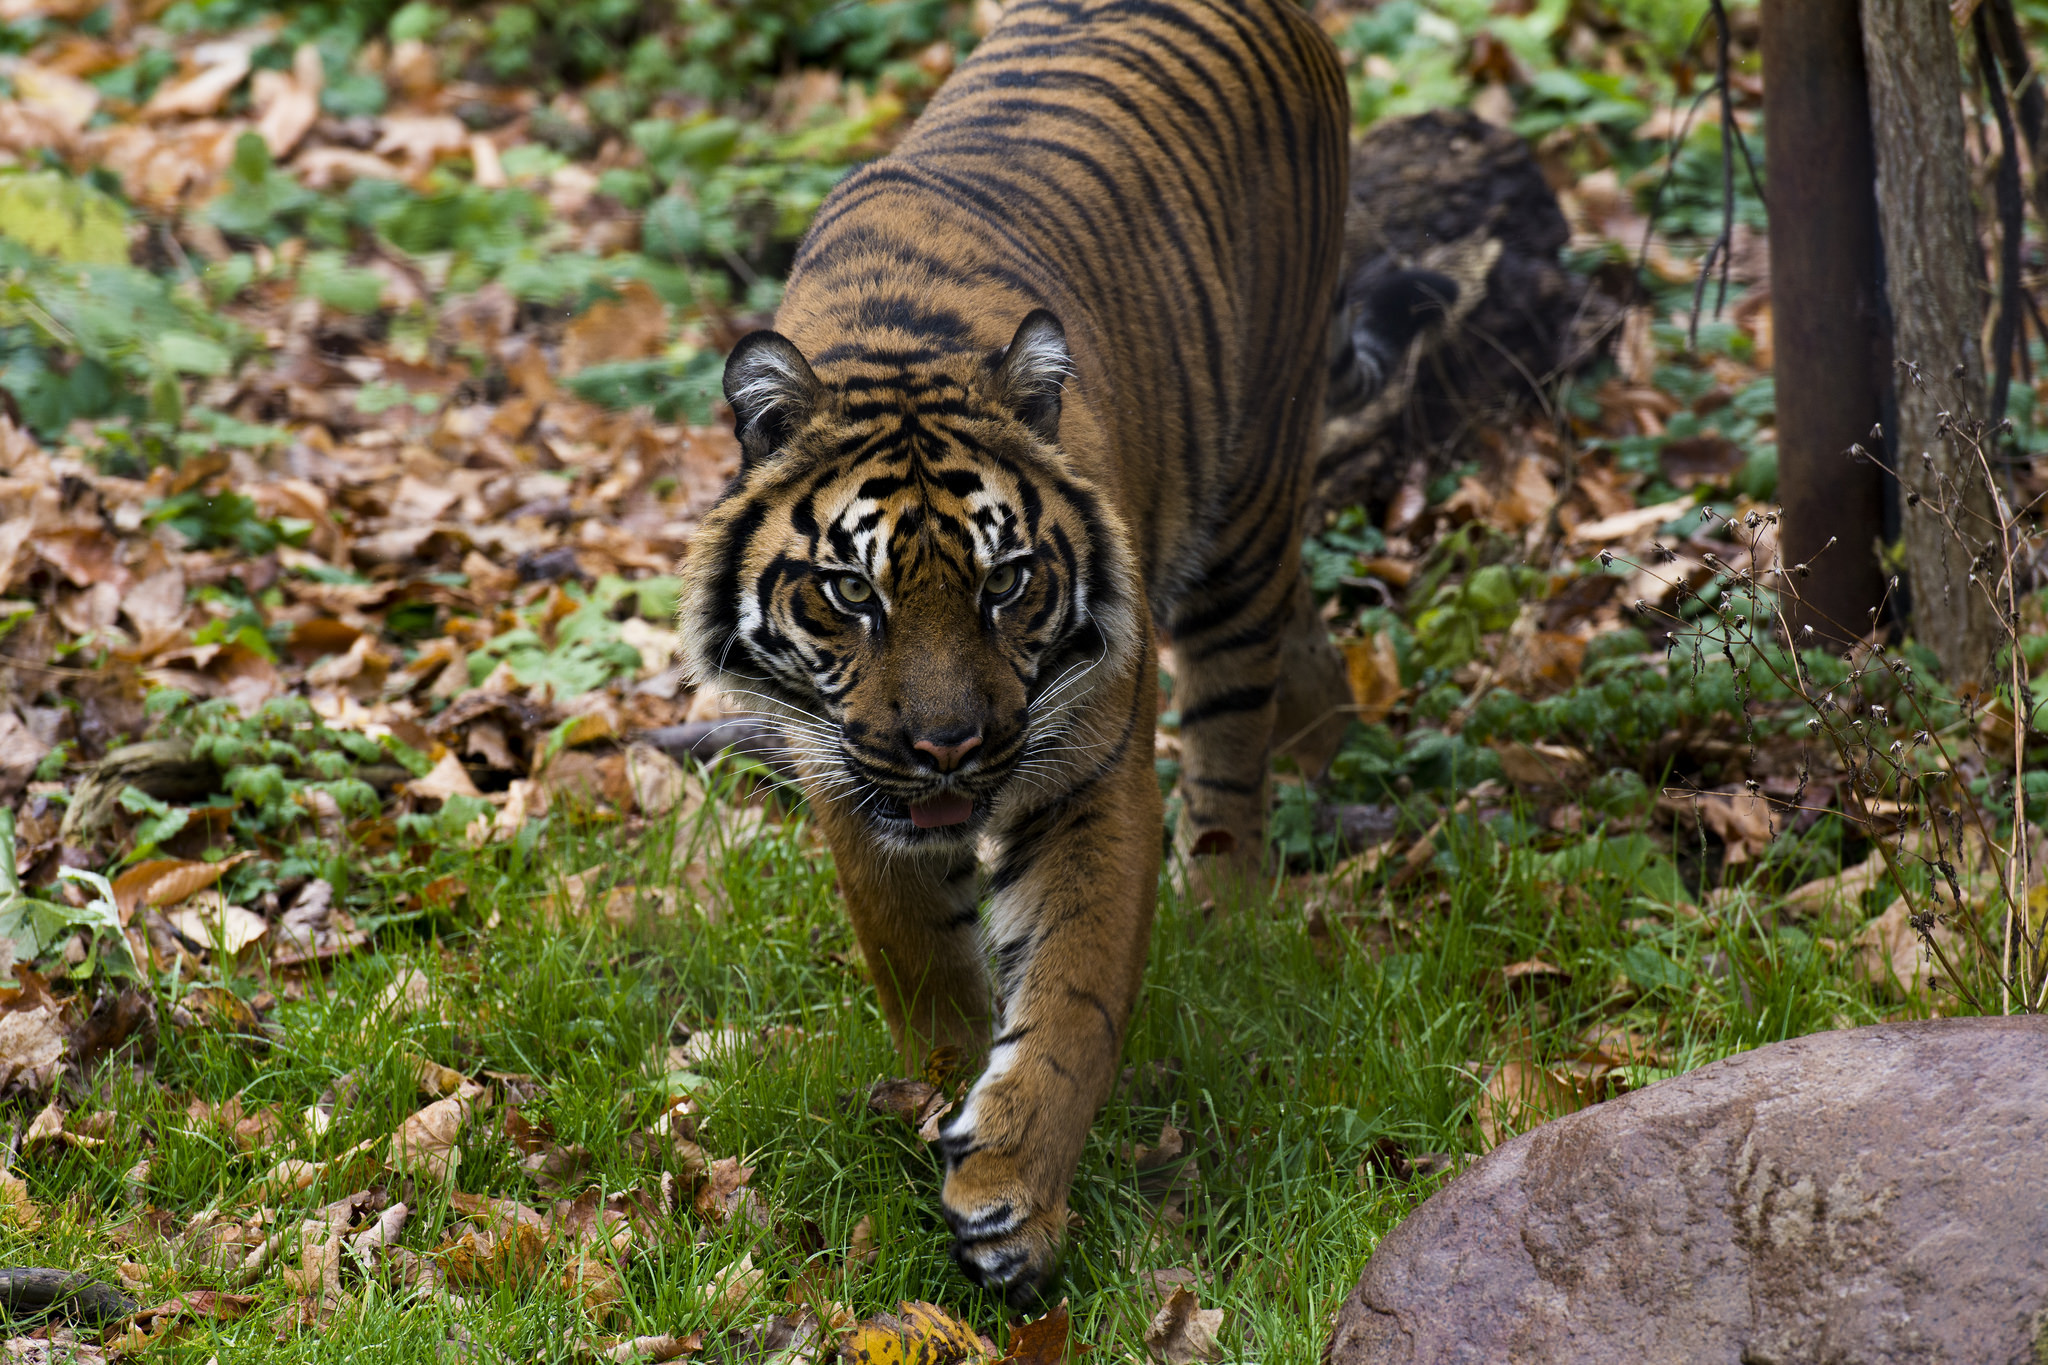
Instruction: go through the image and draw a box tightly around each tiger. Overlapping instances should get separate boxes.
[678,0,1350,1304]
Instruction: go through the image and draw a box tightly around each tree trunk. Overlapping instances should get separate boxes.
[1861,0,2001,685]
[1761,0,1891,646]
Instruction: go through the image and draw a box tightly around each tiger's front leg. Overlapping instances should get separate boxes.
[937,711,1161,1305]
[824,818,994,1069]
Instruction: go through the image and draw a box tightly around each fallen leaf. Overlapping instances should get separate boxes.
[1143,1288,1222,1365]
[564,1252,627,1321]
[406,751,483,803]
[111,854,253,921]
[561,280,669,374]
[842,1301,993,1365]
[594,1333,704,1363]
[1341,633,1401,726]
[166,895,269,956]
[0,970,70,1094]
[14,63,99,133]
[625,743,700,818]
[1490,741,1592,791]
[1472,1053,1588,1148]
[1687,787,1776,864]
[142,44,253,119]
[252,43,322,157]
[1002,1300,1076,1365]
[692,1252,763,1319]
[388,1081,484,1182]
[1852,898,1964,998]
[1781,856,1893,918]
[1568,496,1697,547]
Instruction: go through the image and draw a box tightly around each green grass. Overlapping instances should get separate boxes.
[3,782,1924,1362]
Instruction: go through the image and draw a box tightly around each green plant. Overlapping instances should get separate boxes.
[0,812,141,981]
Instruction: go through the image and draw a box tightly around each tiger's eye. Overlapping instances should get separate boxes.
[837,574,874,604]
[984,563,1019,597]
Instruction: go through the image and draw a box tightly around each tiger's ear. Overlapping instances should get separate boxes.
[986,309,1071,443]
[725,331,822,466]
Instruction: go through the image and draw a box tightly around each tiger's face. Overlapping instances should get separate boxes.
[680,312,1139,851]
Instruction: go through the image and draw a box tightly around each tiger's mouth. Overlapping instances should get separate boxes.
[843,759,1013,843]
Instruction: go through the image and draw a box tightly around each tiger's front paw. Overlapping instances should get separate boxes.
[939,1143,1065,1308]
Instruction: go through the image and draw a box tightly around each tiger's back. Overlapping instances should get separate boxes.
[681,0,1349,1303]
[779,0,1348,603]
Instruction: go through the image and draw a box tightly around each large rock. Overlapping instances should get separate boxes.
[1326,1018,2048,1365]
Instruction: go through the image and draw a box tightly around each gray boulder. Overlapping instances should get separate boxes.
[1326,1017,2048,1365]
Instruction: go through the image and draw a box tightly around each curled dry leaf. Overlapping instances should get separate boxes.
[867,1078,949,1131]
[563,1253,627,1322]
[0,1170,40,1230]
[0,972,70,1094]
[1341,633,1402,726]
[1001,1300,1076,1365]
[439,1194,548,1286]
[1143,1288,1223,1365]
[593,1333,705,1363]
[110,853,252,921]
[693,1252,763,1319]
[387,1080,485,1182]
[1852,898,1964,998]
[165,895,269,957]
[406,751,483,803]
[692,1156,762,1227]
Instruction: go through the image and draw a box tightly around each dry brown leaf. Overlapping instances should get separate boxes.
[1689,788,1775,864]
[373,114,469,168]
[592,1333,704,1363]
[1490,454,1555,530]
[376,968,434,1017]
[387,1081,484,1182]
[0,973,71,1094]
[405,751,482,803]
[14,62,99,132]
[1341,633,1401,726]
[1852,898,1964,998]
[252,44,322,157]
[564,1253,627,1322]
[0,1170,40,1231]
[166,895,269,957]
[692,1253,763,1318]
[561,280,669,374]
[1491,741,1592,791]
[142,45,253,119]
[1780,856,1892,918]
[1568,496,1696,547]
[692,1156,758,1226]
[1143,1288,1222,1365]
[625,743,699,818]
[1001,1301,1075,1365]
[1473,1054,1588,1148]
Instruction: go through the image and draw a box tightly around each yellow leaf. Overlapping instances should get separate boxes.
[842,1301,994,1365]
[1341,633,1401,726]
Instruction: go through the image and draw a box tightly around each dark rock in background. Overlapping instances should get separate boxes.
[1318,110,1617,521]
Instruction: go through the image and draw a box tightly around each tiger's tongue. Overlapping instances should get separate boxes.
[909,793,974,828]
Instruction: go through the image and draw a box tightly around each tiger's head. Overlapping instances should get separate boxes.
[679,311,1141,851]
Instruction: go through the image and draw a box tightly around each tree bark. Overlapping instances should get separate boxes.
[1761,0,1891,646]
[1861,0,2001,684]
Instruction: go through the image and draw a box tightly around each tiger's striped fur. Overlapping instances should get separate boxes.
[678,0,1348,1302]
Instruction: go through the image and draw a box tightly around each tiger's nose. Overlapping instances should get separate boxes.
[912,731,983,772]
